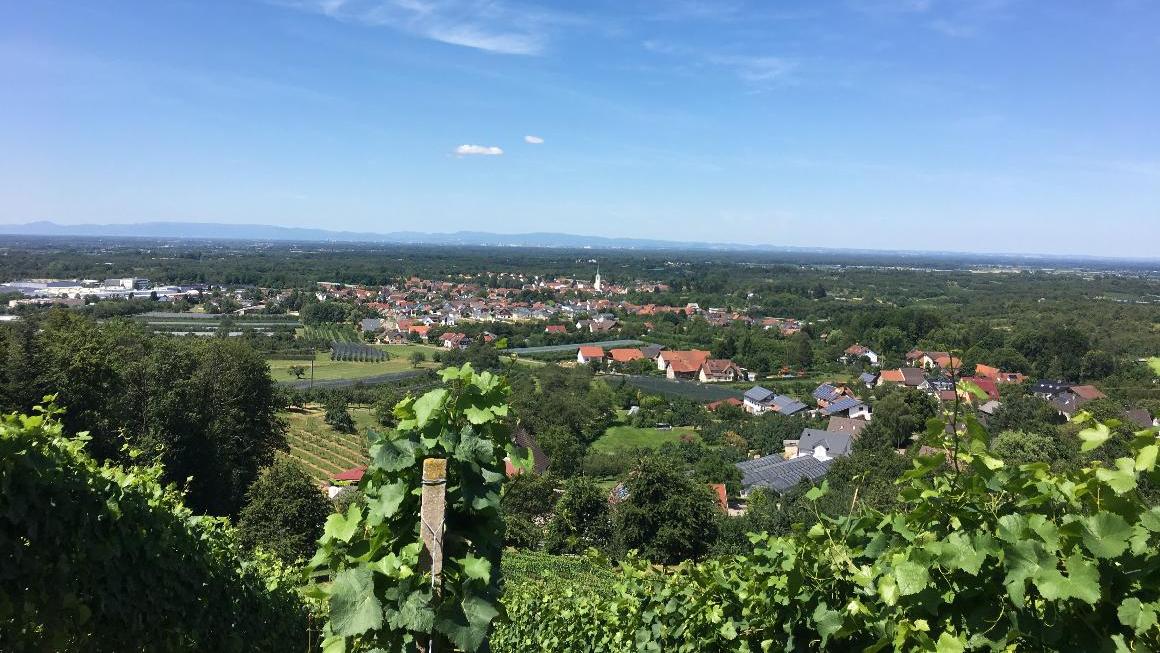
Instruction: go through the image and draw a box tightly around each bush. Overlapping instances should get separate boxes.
[237,459,333,565]
[0,407,309,651]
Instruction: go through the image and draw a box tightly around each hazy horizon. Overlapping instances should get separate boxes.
[2,1,1158,257]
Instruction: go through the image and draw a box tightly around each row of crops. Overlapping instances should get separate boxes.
[330,341,387,362]
[284,412,371,483]
[301,324,359,345]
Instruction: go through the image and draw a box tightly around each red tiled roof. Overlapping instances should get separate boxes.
[1069,385,1106,401]
[609,348,644,362]
[333,466,366,482]
[706,398,743,411]
[961,377,1000,401]
[879,369,905,383]
[578,346,605,358]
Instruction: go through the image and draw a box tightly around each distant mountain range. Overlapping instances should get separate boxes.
[0,220,815,252]
[0,221,1154,264]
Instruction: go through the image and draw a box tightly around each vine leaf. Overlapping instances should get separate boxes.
[413,389,448,428]
[1082,512,1131,559]
[893,560,929,596]
[459,554,492,582]
[1095,458,1137,494]
[1078,423,1111,451]
[324,504,362,543]
[1117,598,1158,634]
[329,567,384,637]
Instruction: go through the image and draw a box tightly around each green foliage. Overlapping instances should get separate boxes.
[307,365,513,652]
[324,395,357,434]
[545,476,613,554]
[493,415,1160,651]
[0,405,309,651]
[501,473,558,549]
[860,386,939,450]
[0,312,287,516]
[237,459,333,565]
[613,456,720,565]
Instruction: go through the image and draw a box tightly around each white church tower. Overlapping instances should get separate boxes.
[594,265,602,292]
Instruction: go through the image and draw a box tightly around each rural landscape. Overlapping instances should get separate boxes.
[3,0,1159,651]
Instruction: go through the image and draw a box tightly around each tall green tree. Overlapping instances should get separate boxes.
[237,459,332,564]
[545,476,612,554]
[613,456,719,564]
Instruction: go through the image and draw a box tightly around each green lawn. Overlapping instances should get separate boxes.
[590,423,699,454]
[1149,357,1160,376]
[268,345,439,382]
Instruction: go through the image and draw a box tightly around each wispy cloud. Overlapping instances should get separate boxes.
[271,0,578,55]
[850,0,1018,37]
[643,40,796,88]
[455,144,504,156]
[524,135,544,144]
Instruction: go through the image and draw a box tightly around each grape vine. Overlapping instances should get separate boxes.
[0,402,309,652]
[492,413,1160,651]
[307,364,520,652]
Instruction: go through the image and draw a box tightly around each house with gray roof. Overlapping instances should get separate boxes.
[744,386,808,416]
[819,396,869,419]
[796,429,853,460]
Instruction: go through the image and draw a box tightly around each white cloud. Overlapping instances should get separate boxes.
[524,135,544,144]
[271,0,581,55]
[455,144,504,156]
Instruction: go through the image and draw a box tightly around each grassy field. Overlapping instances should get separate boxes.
[268,344,439,382]
[590,423,699,454]
[282,405,378,483]
[1149,357,1160,376]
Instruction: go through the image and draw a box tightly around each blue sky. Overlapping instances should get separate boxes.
[1,1,1157,256]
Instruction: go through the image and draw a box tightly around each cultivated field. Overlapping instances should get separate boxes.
[282,405,376,483]
[267,344,439,382]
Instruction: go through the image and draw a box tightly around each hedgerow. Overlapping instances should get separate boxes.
[0,404,310,652]
[492,414,1160,651]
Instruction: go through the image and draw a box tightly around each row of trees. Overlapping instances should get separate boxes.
[0,311,285,516]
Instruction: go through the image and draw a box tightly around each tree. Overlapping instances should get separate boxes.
[502,473,558,549]
[1080,350,1116,380]
[859,387,938,450]
[545,476,612,554]
[987,394,1064,436]
[613,456,719,564]
[324,396,356,434]
[538,425,584,478]
[788,332,814,369]
[237,459,332,564]
[409,350,426,368]
[990,430,1072,469]
[288,364,307,380]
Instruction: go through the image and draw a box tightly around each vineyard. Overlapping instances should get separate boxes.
[283,407,373,482]
[301,324,360,346]
[331,341,387,362]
